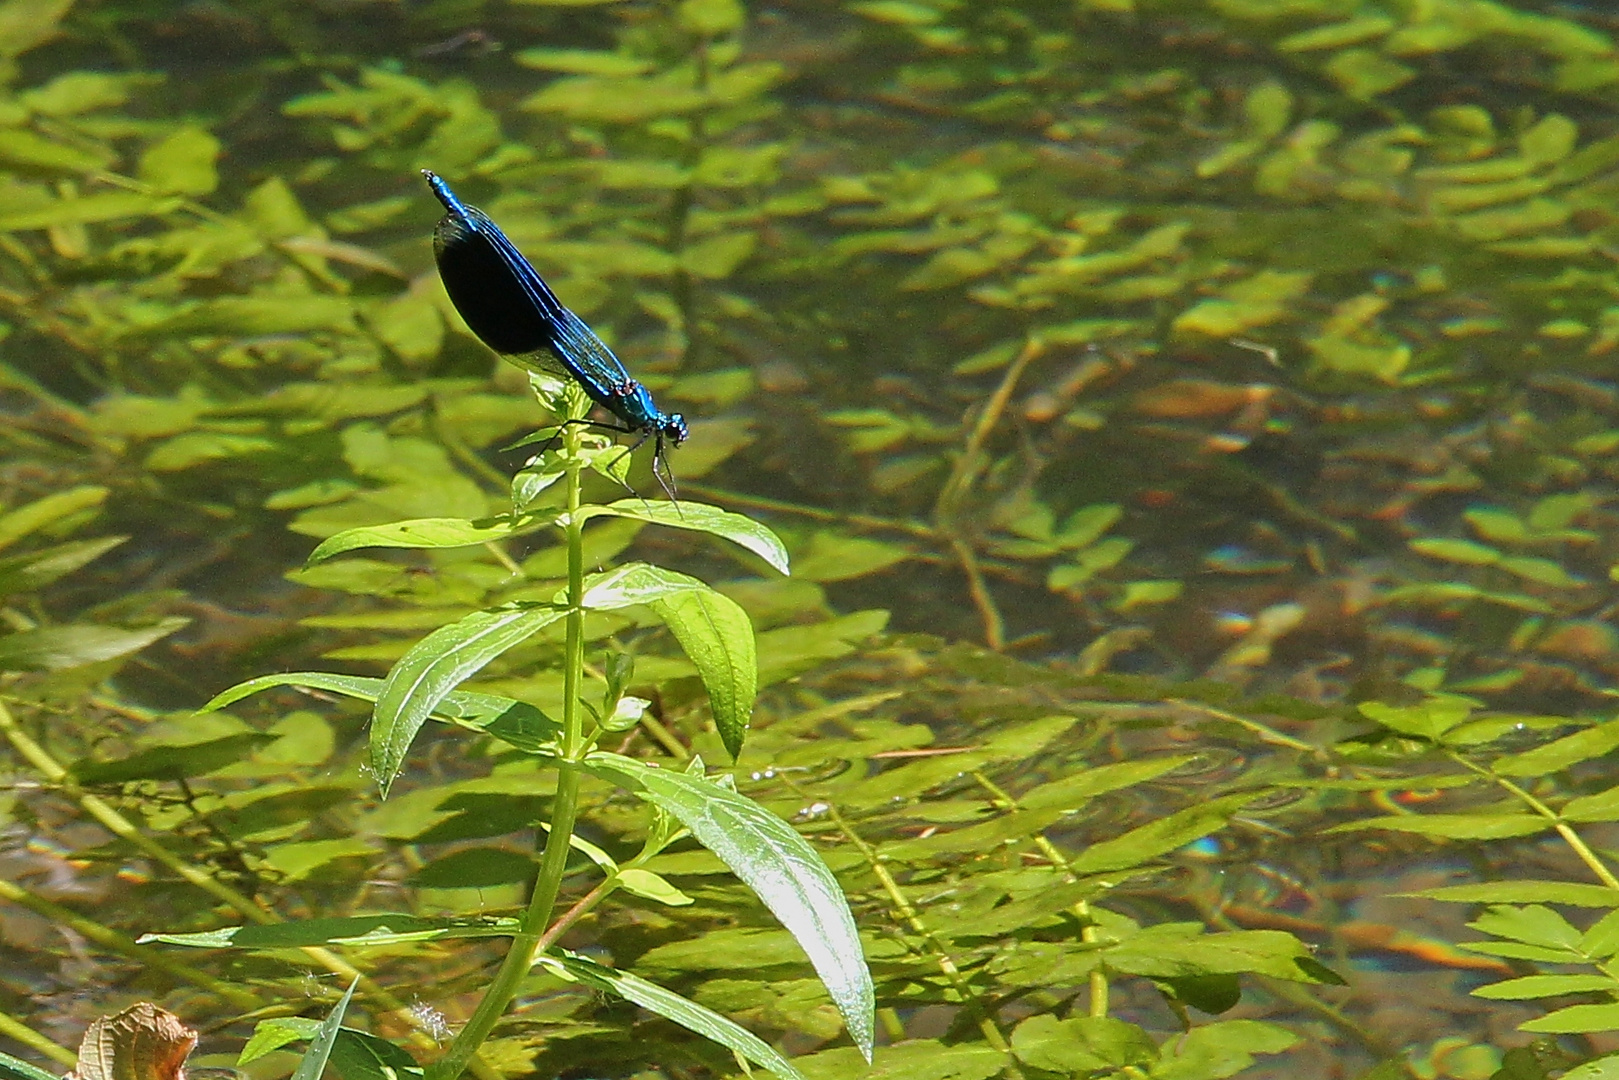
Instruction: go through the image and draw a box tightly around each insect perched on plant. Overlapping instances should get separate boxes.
[423,169,688,496]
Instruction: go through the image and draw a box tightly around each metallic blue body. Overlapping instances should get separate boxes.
[423,170,688,480]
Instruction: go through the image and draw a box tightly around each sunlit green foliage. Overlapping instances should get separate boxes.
[9,0,1619,1076]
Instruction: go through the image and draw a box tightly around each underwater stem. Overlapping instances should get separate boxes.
[1459,754,1619,891]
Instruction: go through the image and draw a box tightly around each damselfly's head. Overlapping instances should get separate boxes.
[662,413,689,447]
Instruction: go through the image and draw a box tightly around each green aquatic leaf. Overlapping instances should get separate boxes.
[1012,1015,1155,1074]
[681,231,756,278]
[1018,756,1193,811]
[0,188,167,229]
[1520,113,1578,166]
[142,295,357,336]
[1409,537,1501,566]
[1152,1020,1298,1080]
[1402,881,1619,906]
[536,949,805,1079]
[1498,555,1585,588]
[0,128,116,172]
[792,1040,1005,1080]
[849,1,942,26]
[1324,48,1415,99]
[21,71,148,116]
[515,48,656,75]
[0,485,106,552]
[74,732,276,784]
[1563,786,1619,823]
[261,839,377,883]
[1358,698,1472,741]
[791,532,910,582]
[371,606,567,793]
[1520,1003,1619,1035]
[0,0,75,61]
[138,126,221,195]
[1330,814,1550,840]
[1559,1054,1619,1080]
[0,536,124,596]
[144,433,279,472]
[583,752,875,1059]
[678,0,745,35]
[1276,15,1394,51]
[1494,721,1619,776]
[1450,197,1570,241]
[414,847,535,888]
[1474,974,1619,1000]
[1583,910,1619,958]
[1069,793,1256,874]
[0,617,187,672]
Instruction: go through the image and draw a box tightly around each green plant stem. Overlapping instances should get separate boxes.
[0,697,270,919]
[428,421,592,1080]
[821,800,1021,1076]
[0,875,258,1010]
[0,1010,75,1067]
[932,336,1042,650]
[1454,753,1619,890]
[970,770,1109,1018]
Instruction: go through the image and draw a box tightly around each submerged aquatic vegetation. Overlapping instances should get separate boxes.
[8,0,1619,1076]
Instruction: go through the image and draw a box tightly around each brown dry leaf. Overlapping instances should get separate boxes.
[67,1003,197,1080]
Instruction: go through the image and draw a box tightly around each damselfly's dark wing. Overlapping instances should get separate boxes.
[430,197,633,398]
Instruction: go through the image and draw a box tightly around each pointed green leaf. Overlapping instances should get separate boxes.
[1358,698,1472,741]
[649,585,755,759]
[138,126,221,196]
[1069,793,1257,874]
[307,517,528,564]
[1474,974,1619,1000]
[139,914,519,948]
[1583,909,1619,958]
[201,671,559,744]
[1561,1054,1619,1080]
[1401,881,1619,906]
[1563,785,1619,823]
[1470,905,1583,950]
[0,617,187,672]
[1520,1003,1619,1034]
[0,485,107,552]
[537,948,804,1079]
[583,752,874,1059]
[581,565,756,757]
[1330,814,1551,840]
[1495,722,1619,776]
[372,606,565,793]
[585,500,789,574]
[0,536,125,596]
[1409,537,1501,565]
[292,976,356,1080]
[74,732,276,784]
